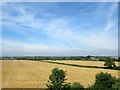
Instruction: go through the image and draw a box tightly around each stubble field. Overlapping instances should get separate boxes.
[50,60,119,67]
[2,60,119,88]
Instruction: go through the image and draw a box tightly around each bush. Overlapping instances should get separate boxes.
[61,82,84,90]
[113,66,120,70]
[61,83,71,89]
[104,57,116,68]
[92,72,117,89]
[71,82,84,89]
[46,68,67,90]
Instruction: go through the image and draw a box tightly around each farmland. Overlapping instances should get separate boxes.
[0,60,2,89]
[50,60,119,67]
[2,60,119,88]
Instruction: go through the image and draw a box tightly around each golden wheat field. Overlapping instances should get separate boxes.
[2,60,119,88]
[51,60,119,67]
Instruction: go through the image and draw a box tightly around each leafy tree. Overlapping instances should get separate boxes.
[86,55,91,60]
[104,57,116,68]
[46,68,67,90]
[92,72,116,89]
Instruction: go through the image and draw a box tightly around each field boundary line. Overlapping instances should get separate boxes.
[40,61,120,71]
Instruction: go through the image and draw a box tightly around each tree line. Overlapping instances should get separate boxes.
[2,55,119,62]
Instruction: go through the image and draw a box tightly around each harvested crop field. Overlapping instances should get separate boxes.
[2,60,119,88]
[51,60,119,67]
[0,60,2,89]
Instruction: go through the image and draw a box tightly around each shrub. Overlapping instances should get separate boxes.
[92,72,116,89]
[61,82,84,90]
[71,82,84,89]
[61,83,71,89]
[104,57,116,68]
[113,66,120,70]
[46,67,67,90]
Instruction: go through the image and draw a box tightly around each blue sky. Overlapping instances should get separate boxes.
[2,2,118,56]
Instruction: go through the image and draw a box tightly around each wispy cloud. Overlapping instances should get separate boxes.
[2,2,118,56]
[2,40,117,56]
[102,3,117,33]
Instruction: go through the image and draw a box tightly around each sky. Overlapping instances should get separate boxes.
[1,2,118,56]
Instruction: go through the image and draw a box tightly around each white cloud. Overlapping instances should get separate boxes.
[2,40,118,56]
[103,3,117,33]
[2,2,118,56]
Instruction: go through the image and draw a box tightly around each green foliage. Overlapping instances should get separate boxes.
[61,83,71,89]
[113,66,120,70]
[61,82,84,89]
[71,82,84,89]
[104,57,116,68]
[92,72,117,89]
[46,68,120,90]
[46,68,67,90]
[112,78,120,89]
[46,68,84,90]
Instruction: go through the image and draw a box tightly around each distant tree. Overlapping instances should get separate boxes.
[34,57,37,60]
[86,55,91,59]
[46,68,67,90]
[104,57,116,68]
